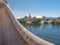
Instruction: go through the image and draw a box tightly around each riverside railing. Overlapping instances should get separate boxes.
[3,2,55,45]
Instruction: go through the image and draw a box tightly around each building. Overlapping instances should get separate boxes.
[24,13,32,24]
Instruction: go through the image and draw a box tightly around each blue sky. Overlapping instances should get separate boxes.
[8,0,60,18]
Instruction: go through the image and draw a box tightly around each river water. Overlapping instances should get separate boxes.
[22,24,60,45]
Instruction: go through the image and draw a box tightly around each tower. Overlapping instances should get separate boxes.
[29,13,31,19]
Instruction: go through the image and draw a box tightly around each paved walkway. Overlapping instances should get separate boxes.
[0,4,26,45]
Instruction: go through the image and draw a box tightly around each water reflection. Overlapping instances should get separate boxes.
[22,23,60,45]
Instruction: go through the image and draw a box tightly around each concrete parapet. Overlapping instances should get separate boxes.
[3,2,55,45]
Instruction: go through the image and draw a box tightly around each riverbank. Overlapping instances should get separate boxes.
[23,24,60,45]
